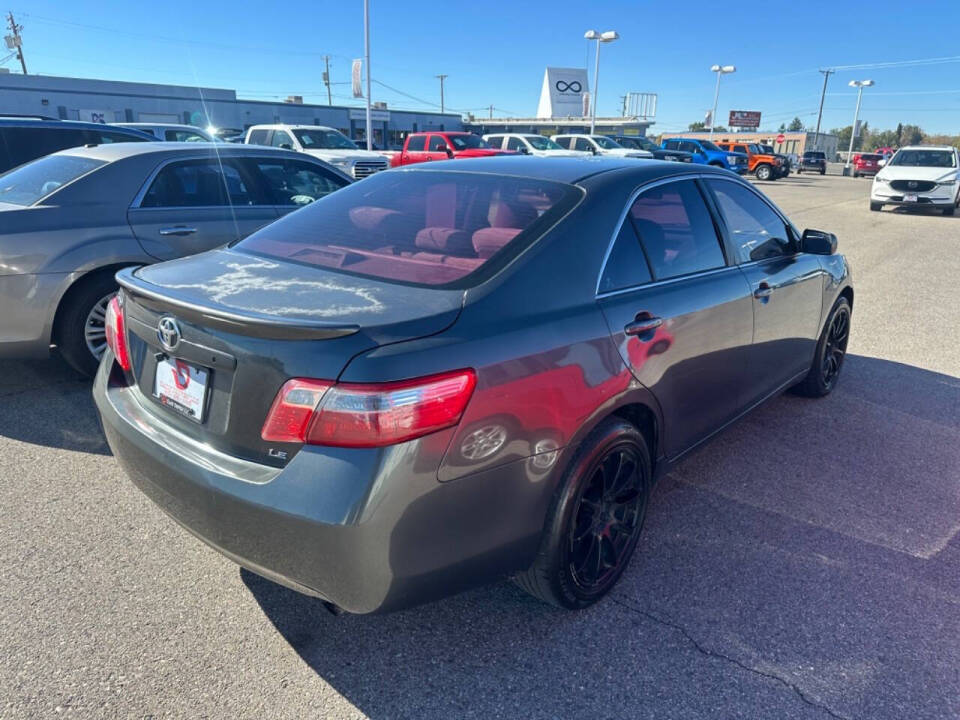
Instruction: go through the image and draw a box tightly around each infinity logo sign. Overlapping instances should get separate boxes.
[555,80,582,93]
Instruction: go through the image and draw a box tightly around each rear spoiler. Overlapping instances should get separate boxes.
[115,267,360,341]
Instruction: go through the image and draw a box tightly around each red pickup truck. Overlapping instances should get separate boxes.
[390,131,510,167]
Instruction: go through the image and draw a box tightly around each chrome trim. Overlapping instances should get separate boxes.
[596,265,738,300]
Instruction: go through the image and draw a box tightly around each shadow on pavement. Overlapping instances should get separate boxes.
[243,354,960,720]
[0,358,110,455]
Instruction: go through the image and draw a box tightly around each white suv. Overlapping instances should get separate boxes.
[483,133,590,157]
[245,124,389,179]
[552,134,653,159]
[871,145,960,216]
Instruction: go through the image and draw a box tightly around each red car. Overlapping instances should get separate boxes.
[391,131,510,167]
[852,153,882,178]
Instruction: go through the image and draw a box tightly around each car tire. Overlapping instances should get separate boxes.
[820,168,826,175]
[55,271,121,377]
[755,164,773,181]
[853,170,859,178]
[792,296,851,398]
[797,168,803,174]
[514,417,651,609]
[870,202,882,212]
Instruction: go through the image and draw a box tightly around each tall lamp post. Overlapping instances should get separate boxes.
[843,79,874,176]
[708,64,736,136]
[584,30,619,134]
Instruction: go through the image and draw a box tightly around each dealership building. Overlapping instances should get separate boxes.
[659,130,838,159]
[0,72,462,146]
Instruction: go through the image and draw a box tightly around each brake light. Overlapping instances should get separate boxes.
[104,295,131,371]
[261,369,477,447]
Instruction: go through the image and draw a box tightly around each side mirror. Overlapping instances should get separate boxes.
[591,146,600,155]
[444,147,454,157]
[801,229,837,255]
[519,146,530,154]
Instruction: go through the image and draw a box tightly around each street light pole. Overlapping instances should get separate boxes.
[363,0,372,151]
[708,64,735,137]
[844,79,874,175]
[584,30,619,135]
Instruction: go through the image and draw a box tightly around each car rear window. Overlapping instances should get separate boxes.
[0,154,106,206]
[860,154,881,161]
[805,152,825,159]
[236,170,580,287]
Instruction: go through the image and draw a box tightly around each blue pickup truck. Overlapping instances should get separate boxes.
[661,137,749,174]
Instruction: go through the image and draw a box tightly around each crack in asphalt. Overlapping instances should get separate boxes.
[610,596,851,720]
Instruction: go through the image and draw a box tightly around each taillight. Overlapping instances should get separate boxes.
[104,295,131,371]
[261,369,476,448]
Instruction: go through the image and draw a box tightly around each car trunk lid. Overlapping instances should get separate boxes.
[116,248,464,466]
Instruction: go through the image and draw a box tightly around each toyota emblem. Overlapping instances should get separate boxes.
[157,316,181,352]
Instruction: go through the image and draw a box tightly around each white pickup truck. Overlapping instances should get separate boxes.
[245,124,389,179]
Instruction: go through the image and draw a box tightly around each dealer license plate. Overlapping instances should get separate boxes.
[153,356,209,423]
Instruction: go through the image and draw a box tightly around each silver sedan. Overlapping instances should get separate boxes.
[0,142,351,375]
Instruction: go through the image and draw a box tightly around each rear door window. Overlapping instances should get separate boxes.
[406,135,426,151]
[246,158,348,206]
[599,218,653,293]
[707,179,793,263]
[237,171,580,287]
[629,180,726,280]
[485,136,504,149]
[140,160,258,207]
[248,129,270,145]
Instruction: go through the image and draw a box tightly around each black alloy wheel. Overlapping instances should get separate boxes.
[514,417,651,609]
[793,296,851,397]
[567,445,647,592]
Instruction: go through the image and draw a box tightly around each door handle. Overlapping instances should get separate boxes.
[624,316,663,336]
[753,282,773,299]
[159,226,198,236]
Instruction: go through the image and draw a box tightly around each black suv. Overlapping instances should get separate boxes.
[606,135,694,163]
[798,150,827,175]
[0,117,154,173]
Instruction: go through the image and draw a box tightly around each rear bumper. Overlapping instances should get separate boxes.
[94,357,554,614]
[0,272,70,359]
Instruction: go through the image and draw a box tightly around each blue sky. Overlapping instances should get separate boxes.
[8,0,960,134]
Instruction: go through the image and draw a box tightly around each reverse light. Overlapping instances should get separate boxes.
[104,295,131,371]
[261,370,477,448]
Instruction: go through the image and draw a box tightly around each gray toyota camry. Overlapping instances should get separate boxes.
[94,157,853,614]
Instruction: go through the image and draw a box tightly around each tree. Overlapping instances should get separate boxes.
[868,129,899,151]
[787,117,804,132]
[831,122,869,152]
[900,124,924,145]
[688,121,726,132]
[777,123,786,132]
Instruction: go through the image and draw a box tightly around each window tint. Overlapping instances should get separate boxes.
[92,130,149,144]
[271,131,294,149]
[428,135,449,152]
[407,135,426,151]
[141,160,255,207]
[0,154,105,206]
[679,141,700,153]
[574,138,593,152]
[554,137,570,149]
[0,127,87,171]
[664,140,679,150]
[238,171,577,287]
[248,129,269,145]
[248,158,348,206]
[629,180,725,280]
[164,129,208,142]
[485,136,503,149]
[707,179,792,263]
[506,137,525,151]
[599,219,653,293]
[734,145,748,154]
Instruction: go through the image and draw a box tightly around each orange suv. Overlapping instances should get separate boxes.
[715,141,784,181]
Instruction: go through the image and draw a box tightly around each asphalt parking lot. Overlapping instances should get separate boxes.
[2,169,958,720]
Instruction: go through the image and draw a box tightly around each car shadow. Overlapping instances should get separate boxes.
[242,353,960,719]
[0,357,110,455]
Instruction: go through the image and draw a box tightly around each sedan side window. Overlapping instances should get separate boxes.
[248,158,348,206]
[140,160,255,207]
[629,180,726,281]
[599,219,653,293]
[707,179,793,263]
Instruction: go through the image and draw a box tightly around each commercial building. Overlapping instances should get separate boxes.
[659,130,838,159]
[0,73,462,147]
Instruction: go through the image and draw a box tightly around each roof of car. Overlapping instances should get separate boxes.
[396,155,730,184]
[50,141,309,163]
[898,145,956,152]
[0,117,153,136]
[116,123,205,131]
[247,124,336,131]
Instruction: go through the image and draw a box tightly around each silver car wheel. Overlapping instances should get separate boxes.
[84,292,115,360]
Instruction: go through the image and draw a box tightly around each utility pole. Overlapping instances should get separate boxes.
[435,74,447,114]
[488,104,493,119]
[322,55,332,105]
[5,12,27,75]
[813,68,833,151]
[620,95,628,117]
